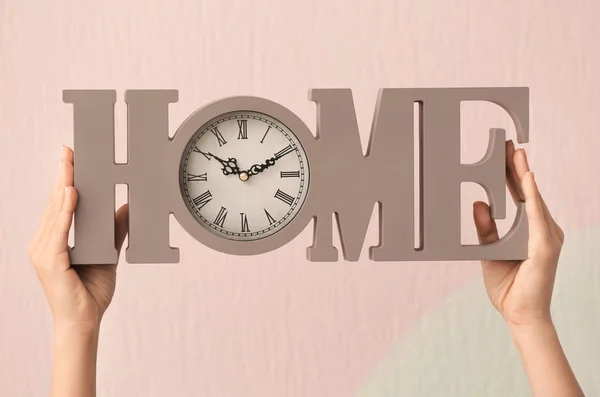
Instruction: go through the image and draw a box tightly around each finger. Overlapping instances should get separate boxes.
[52,146,74,210]
[513,148,530,180]
[31,147,69,254]
[51,147,71,213]
[522,171,551,241]
[514,149,548,218]
[473,201,500,244]
[505,140,525,203]
[49,146,74,219]
[32,148,67,232]
[114,204,130,261]
[49,186,78,262]
[50,147,68,201]
[62,146,74,186]
[514,148,563,242]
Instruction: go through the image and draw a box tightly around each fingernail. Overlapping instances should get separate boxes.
[520,148,527,159]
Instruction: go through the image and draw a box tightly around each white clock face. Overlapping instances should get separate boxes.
[180,111,310,241]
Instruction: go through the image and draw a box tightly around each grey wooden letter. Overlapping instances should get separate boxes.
[306,89,416,261]
[64,90,180,264]
[64,90,120,264]
[307,88,529,262]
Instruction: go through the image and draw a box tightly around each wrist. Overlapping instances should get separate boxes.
[54,320,101,342]
[53,321,100,370]
[507,317,559,353]
[506,315,554,335]
[504,309,554,333]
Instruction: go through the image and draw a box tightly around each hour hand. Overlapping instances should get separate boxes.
[207,152,240,176]
[245,157,277,177]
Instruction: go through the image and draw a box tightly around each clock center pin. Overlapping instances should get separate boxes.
[239,171,249,182]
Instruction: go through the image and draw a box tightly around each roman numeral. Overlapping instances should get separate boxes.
[192,190,213,209]
[214,206,228,227]
[187,173,207,182]
[260,126,271,144]
[237,120,248,139]
[264,209,276,225]
[240,213,250,232]
[193,147,211,160]
[274,145,294,159]
[280,171,300,178]
[274,189,294,206]
[210,127,227,146]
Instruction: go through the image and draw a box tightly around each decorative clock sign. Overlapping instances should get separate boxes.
[179,110,311,242]
[63,87,529,265]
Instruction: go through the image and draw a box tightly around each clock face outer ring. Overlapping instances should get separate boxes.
[169,96,318,256]
[179,110,310,242]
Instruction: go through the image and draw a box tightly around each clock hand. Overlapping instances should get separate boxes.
[243,157,277,178]
[244,145,293,178]
[207,152,240,176]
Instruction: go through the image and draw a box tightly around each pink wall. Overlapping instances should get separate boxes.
[1,0,599,395]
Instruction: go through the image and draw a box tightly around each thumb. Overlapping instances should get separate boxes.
[473,201,500,245]
[114,204,129,259]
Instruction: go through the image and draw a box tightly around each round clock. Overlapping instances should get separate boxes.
[179,110,310,241]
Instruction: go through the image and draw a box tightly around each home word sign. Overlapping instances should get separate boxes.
[63,87,529,264]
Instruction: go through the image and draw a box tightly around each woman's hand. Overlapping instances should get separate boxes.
[28,146,129,397]
[473,141,564,327]
[474,141,583,397]
[28,146,129,331]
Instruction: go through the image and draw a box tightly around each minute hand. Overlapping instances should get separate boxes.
[207,152,240,176]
